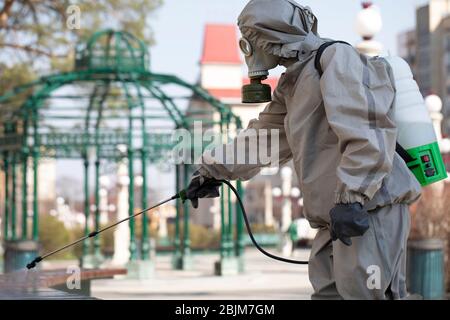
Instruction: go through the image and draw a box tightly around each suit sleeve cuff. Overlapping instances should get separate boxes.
[334,190,368,205]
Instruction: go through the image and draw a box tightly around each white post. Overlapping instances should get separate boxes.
[112,161,131,266]
[158,209,168,238]
[211,197,221,231]
[281,166,293,232]
[99,188,108,225]
[280,166,293,256]
[264,180,274,227]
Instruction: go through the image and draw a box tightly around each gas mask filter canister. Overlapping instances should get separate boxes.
[239,37,278,104]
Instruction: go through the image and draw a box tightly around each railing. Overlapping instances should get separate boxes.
[0,134,23,151]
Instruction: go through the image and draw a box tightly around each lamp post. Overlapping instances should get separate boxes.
[355,2,383,57]
[426,94,444,140]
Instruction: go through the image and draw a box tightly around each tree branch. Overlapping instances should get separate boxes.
[0,0,15,28]
[0,42,66,57]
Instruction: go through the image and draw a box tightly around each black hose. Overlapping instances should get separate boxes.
[220,180,309,265]
[27,180,308,270]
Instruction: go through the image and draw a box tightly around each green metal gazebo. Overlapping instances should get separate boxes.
[0,29,245,274]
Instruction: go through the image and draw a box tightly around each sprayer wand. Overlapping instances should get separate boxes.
[26,181,308,270]
[26,194,181,269]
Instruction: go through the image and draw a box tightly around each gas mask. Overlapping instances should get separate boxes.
[239,37,280,103]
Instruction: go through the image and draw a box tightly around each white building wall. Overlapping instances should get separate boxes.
[201,64,242,89]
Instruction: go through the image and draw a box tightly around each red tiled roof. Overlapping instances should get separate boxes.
[208,77,280,100]
[201,24,241,64]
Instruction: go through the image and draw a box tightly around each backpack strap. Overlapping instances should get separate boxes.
[314,41,416,165]
[395,142,415,163]
[314,41,351,77]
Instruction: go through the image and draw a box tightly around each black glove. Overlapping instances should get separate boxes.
[329,203,370,246]
[184,171,222,209]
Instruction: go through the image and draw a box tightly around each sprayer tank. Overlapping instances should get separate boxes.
[383,56,447,186]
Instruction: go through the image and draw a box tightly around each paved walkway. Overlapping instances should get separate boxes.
[91,248,313,300]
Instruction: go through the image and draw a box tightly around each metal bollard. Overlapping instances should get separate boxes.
[4,240,39,273]
[407,239,445,300]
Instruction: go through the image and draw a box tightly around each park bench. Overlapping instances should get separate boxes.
[0,268,127,300]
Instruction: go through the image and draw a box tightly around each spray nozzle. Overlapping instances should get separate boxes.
[26,256,42,270]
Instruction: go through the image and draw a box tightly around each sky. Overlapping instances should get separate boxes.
[57,0,431,198]
[149,0,429,83]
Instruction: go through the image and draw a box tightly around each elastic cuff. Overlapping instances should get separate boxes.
[334,191,367,205]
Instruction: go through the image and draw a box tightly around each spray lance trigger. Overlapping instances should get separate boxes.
[177,189,188,202]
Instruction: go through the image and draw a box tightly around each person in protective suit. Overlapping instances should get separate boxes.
[185,0,422,300]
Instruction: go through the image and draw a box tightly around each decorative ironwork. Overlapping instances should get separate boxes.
[0,29,244,272]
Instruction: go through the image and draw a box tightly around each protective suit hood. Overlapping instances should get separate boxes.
[238,0,322,60]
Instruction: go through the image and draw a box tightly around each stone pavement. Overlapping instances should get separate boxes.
[91,248,313,300]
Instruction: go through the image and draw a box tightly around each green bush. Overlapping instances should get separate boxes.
[167,223,220,249]
[39,214,74,260]
[100,225,115,257]
[245,223,276,234]
[70,223,115,259]
[38,215,116,260]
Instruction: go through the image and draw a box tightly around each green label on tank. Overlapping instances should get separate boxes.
[406,142,448,186]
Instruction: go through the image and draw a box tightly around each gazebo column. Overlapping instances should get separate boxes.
[82,153,105,269]
[11,152,17,240]
[173,164,193,270]
[136,78,152,265]
[3,152,9,241]
[21,148,28,240]
[220,185,225,260]
[214,115,238,276]
[4,118,39,273]
[81,157,91,265]
[126,146,153,279]
[227,185,233,258]
[32,151,38,241]
[3,149,38,273]
[92,155,104,267]
[126,146,151,279]
[20,117,29,241]
[32,115,39,241]
[128,148,137,261]
[141,148,150,260]
[136,145,155,278]
[181,164,193,269]
[235,180,245,273]
[172,165,182,269]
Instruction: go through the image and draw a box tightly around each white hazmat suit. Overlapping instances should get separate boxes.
[192,0,422,299]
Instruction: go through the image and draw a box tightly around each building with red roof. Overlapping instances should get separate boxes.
[188,24,287,230]
[201,24,242,65]
[197,23,279,127]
